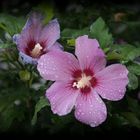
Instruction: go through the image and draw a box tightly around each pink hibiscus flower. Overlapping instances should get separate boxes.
[13,12,61,64]
[37,35,129,127]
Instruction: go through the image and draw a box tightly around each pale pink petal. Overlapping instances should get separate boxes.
[75,35,106,73]
[95,64,129,101]
[46,82,79,116]
[22,12,42,39]
[39,19,60,48]
[75,91,107,127]
[47,42,63,51]
[37,50,80,81]
[16,13,42,52]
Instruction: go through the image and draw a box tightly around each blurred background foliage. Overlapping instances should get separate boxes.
[0,0,140,137]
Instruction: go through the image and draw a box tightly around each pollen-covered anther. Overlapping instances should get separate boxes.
[31,43,43,57]
[73,73,92,89]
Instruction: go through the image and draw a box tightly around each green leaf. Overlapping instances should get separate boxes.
[0,42,15,48]
[0,14,25,35]
[128,72,138,90]
[127,96,140,116]
[121,112,140,128]
[127,62,140,76]
[0,105,15,130]
[19,70,31,81]
[112,44,140,62]
[0,96,11,113]
[107,51,121,60]
[31,96,49,125]
[0,43,9,48]
[67,39,75,46]
[0,94,25,131]
[61,27,89,39]
[90,17,113,48]
[108,114,129,128]
[0,105,25,131]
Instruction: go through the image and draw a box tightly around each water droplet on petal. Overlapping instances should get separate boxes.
[90,123,96,127]
[90,104,93,107]
[77,112,80,115]
[81,112,84,115]
[118,90,121,93]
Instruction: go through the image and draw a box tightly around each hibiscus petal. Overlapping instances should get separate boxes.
[48,42,63,51]
[19,52,37,65]
[37,50,80,81]
[13,34,20,45]
[95,64,129,101]
[75,91,107,127]
[75,35,106,73]
[46,82,78,116]
[39,19,60,48]
[16,13,43,52]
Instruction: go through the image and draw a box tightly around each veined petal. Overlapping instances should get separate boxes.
[48,42,63,51]
[95,64,129,101]
[13,34,20,45]
[75,35,106,73]
[46,82,79,116]
[37,50,80,81]
[75,91,107,127]
[39,19,60,48]
[22,12,43,40]
[19,52,37,65]
[16,13,43,51]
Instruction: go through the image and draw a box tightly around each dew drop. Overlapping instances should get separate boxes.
[78,109,82,113]
[118,89,121,93]
[77,112,80,115]
[81,112,84,115]
[42,71,45,74]
[69,77,73,80]
[90,104,93,107]
[90,123,96,127]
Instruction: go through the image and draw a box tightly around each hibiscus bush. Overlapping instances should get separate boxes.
[0,0,140,137]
